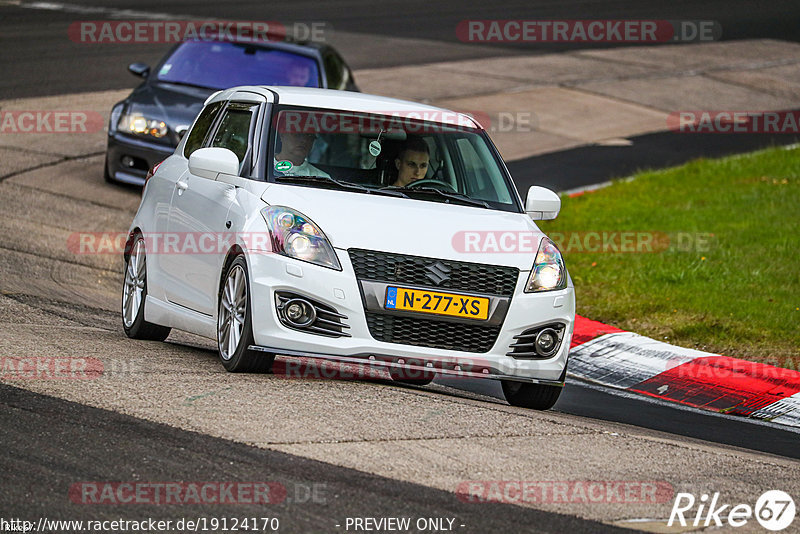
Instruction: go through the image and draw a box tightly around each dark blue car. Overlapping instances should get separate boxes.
[105,39,358,185]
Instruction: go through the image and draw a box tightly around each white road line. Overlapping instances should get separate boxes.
[12,1,195,20]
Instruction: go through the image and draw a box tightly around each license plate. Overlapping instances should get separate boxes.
[384,286,490,320]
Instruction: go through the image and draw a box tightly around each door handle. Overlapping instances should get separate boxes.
[176,180,188,195]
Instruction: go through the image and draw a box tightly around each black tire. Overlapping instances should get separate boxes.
[122,233,171,341]
[502,380,563,410]
[217,256,275,373]
[388,366,435,386]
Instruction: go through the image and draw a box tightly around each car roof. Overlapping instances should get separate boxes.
[207,86,483,129]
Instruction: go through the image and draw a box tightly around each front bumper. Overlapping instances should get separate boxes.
[106,132,175,185]
[246,250,575,384]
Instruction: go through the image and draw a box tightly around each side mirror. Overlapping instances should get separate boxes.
[525,186,561,220]
[128,63,150,78]
[189,148,240,180]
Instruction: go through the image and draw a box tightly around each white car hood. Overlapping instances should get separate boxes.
[261,184,544,270]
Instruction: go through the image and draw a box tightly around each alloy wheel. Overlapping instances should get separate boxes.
[218,264,247,360]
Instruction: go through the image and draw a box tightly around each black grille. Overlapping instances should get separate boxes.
[365,313,500,353]
[349,249,518,296]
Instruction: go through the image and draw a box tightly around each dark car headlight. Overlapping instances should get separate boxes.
[118,112,169,139]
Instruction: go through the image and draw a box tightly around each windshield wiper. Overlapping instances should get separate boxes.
[160,80,219,91]
[275,175,408,198]
[381,186,491,208]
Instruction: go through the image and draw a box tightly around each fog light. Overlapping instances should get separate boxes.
[121,156,135,168]
[282,298,316,327]
[286,302,303,320]
[535,328,559,357]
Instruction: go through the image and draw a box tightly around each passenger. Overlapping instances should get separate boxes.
[392,137,430,187]
[274,132,330,178]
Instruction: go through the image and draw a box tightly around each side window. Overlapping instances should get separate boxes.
[323,52,344,90]
[183,102,223,159]
[209,104,256,172]
[456,137,512,204]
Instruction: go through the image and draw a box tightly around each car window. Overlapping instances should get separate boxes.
[209,104,256,172]
[323,51,344,90]
[157,41,321,89]
[457,137,512,204]
[183,101,223,159]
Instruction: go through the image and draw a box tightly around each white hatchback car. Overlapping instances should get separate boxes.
[122,86,575,410]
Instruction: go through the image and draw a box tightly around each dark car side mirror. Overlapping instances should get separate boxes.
[128,63,150,79]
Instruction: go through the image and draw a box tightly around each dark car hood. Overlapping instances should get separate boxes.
[125,82,216,144]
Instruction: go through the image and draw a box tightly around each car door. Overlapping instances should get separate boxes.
[146,100,224,302]
[164,100,262,315]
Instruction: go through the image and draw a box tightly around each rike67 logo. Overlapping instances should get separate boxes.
[669,490,795,531]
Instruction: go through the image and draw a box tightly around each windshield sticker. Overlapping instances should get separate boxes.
[159,64,172,75]
[275,160,293,172]
[368,140,382,157]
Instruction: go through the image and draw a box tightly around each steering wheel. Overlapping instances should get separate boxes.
[408,179,458,193]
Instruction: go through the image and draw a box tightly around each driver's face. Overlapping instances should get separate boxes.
[277,133,316,165]
[287,65,311,86]
[395,150,429,187]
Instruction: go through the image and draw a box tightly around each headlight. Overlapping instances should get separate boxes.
[525,237,567,292]
[118,113,169,138]
[261,206,341,270]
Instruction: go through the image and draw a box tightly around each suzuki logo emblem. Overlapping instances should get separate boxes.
[425,261,451,286]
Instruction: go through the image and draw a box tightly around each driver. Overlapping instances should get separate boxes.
[392,137,429,187]
[274,132,330,178]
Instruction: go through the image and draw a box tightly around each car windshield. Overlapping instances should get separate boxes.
[156,41,320,89]
[268,107,520,212]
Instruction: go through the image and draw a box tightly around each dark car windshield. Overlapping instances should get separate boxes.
[156,41,321,89]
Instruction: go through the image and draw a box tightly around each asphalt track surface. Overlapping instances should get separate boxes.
[2,0,800,98]
[2,2,800,532]
[509,130,800,192]
[0,384,628,533]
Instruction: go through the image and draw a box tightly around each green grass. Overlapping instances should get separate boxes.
[538,145,800,368]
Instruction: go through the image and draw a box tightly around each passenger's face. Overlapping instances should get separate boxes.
[278,133,316,165]
[395,150,429,187]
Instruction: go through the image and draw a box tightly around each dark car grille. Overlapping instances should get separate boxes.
[348,249,519,297]
[365,313,501,353]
